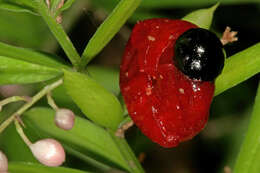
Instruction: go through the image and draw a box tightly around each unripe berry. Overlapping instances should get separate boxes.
[55,108,75,130]
[29,138,65,167]
[0,150,8,172]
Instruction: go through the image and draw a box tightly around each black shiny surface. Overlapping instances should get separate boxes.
[174,28,225,81]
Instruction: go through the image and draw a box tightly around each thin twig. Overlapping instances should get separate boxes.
[0,79,63,134]
[0,96,29,111]
[14,118,32,146]
[115,120,134,138]
[47,92,59,111]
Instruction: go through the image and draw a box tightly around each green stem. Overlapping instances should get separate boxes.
[0,79,63,134]
[233,82,260,173]
[14,119,32,146]
[47,92,59,111]
[37,0,81,70]
[109,130,145,173]
[0,96,29,111]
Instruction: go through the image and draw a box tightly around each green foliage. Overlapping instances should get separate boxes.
[0,0,75,15]
[87,66,120,95]
[36,0,81,70]
[23,107,130,171]
[59,0,75,12]
[233,83,260,173]
[0,123,36,162]
[63,70,123,130]
[0,10,53,49]
[182,3,219,29]
[23,107,128,170]
[80,0,142,68]
[0,0,37,14]
[92,0,260,10]
[215,43,260,96]
[0,41,69,69]
[0,56,62,84]
[8,162,90,173]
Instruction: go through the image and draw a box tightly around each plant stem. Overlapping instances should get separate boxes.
[109,130,145,173]
[47,92,59,111]
[233,82,260,173]
[0,79,63,134]
[37,0,81,70]
[0,96,29,111]
[14,119,32,146]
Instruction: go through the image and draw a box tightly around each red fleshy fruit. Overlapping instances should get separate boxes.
[120,19,215,148]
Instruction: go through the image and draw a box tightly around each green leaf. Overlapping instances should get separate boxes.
[0,0,37,14]
[108,130,145,173]
[63,70,123,130]
[23,107,130,172]
[0,56,62,84]
[182,3,219,29]
[59,0,76,12]
[215,43,260,96]
[8,162,90,173]
[0,10,55,49]
[87,65,120,95]
[0,41,69,69]
[80,0,142,68]
[233,83,260,173]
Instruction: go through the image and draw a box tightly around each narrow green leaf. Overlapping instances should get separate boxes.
[233,83,260,173]
[108,130,145,173]
[8,162,90,173]
[0,0,37,14]
[215,43,260,96]
[80,0,141,68]
[0,56,62,84]
[0,41,69,69]
[182,3,219,29]
[60,0,76,12]
[86,65,120,95]
[23,107,130,172]
[0,10,55,49]
[63,70,123,130]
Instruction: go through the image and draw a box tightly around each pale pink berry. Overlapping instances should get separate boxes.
[29,138,65,167]
[55,108,75,130]
[0,150,8,171]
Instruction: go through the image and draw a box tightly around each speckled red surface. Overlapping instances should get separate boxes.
[120,19,215,148]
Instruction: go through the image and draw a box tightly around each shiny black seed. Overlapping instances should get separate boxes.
[174,28,225,81]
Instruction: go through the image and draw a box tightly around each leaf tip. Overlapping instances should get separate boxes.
[210,2,220,12]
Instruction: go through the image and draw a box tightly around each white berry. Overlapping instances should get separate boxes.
[55,108,75,130]
[0,150,8,171]
[29,138,65,167]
